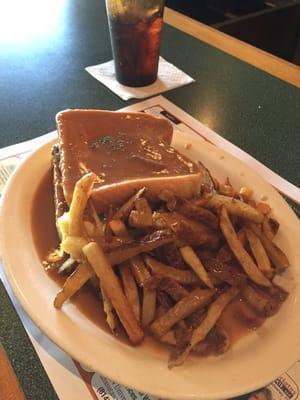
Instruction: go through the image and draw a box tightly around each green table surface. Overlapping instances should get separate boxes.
[0,0,299,398]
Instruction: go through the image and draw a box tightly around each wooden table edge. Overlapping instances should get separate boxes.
[164,7,300,88]
[0,344,26,400]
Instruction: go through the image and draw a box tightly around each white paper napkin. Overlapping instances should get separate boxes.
[85,57,195,101]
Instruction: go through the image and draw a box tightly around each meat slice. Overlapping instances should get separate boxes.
[56,109,204,212]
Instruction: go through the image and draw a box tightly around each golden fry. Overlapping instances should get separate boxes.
[249,223,289,271]
[113,187,145,220]
[83,242,144,344]
[144,276,189,302]
[107,230,173,266]
[218,178,236,197]
[109,219,129,238]
[217,228,247,263]
[134,197,152,214]
[245,227,272,275]
[61,236,88,261]
[144,256,199,285]
[204,194,263,223]
[256,202,271,216]
[151,288,214,338]
[129,255,151,287]
[220,207,271,287]
[262,217,279,240]
[153,211,219,248]
[180,246,213,288]
[142,288,156,327]
[100,285,117,332]
[239,187,253,202]
[175,201,218,229]
[119,263,140,321]
[69,173,97,236]
[54,262,93,308]
[128,210,153,228]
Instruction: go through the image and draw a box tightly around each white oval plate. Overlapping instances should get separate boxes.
[1,131,300,400]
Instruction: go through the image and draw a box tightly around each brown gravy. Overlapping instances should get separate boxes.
[31,170,264,355]
[57,110,198,205]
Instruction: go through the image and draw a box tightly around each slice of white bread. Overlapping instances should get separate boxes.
[56,109,203,212]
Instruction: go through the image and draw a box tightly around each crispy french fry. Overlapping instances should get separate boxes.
[144,276,189,301]
[249,223,289,271]
[239,187,253,202]
[128,210,153,228]
[151,288,214,337]
[180,246,214,288]
[185,307,207,329]
[256,202,271,216]
[58,256,76,274]
[61,236,88,260]
[135,197,152,214]
[217,229,247,263]
[176,201,218,229]
[129,255,151,287]
[69,173,97,236]
[100,285,117,332]
[153,211,219,248]
[220,207,271,287]
[83,242,144,344]
[142,288,156,327]
[169,286,239,367]
[245,227,272,275]
[109,219,129,238]
[218,178,236,197]
[107,230,173,266]
[119,263,140,321]
[54,262,93,308]
[144,256,199,285]
[113,187,145,220]
[204,194,263,223]
[262,217,279,241]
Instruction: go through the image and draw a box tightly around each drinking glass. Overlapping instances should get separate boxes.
[105,0,165,87]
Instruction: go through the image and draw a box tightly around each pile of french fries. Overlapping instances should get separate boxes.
[48,172,290,368]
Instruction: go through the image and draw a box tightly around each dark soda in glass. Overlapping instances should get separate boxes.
[106,1,164,87]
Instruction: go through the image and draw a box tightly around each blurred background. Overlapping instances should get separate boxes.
[166,0,300,64]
